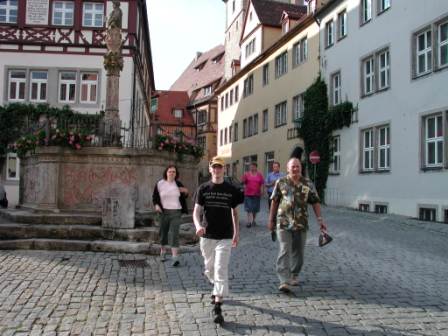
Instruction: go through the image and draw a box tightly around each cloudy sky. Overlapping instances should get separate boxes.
[147,0,226,90]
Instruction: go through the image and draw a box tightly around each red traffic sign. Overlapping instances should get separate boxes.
[309,150,320,164]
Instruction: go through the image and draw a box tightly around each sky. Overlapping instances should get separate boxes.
[147,0,226,90]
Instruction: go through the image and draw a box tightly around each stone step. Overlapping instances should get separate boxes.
[0,239,199,254]
[0,222,197,244]
[0,209,101,225]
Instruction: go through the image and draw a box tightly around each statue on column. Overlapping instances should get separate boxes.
[103,0,124,145]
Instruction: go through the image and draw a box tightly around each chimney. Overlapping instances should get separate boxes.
[195,52,202,61]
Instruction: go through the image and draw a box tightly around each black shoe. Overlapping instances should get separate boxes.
[246,222,251,228]
[211,295,216,304]
[212,303,224,324]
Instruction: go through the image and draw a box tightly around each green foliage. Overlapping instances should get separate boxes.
[0,103,102,158]
[154,134,203,161]
[297,77,354,202]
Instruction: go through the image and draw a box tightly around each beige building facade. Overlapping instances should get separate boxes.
[216,16,319,178]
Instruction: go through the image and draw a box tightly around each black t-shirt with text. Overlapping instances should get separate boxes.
[195,181,244,240]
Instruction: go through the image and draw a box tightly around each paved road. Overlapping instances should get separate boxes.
[1,202,447,336]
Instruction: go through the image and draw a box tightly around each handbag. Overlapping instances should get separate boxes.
[318,232,333,247]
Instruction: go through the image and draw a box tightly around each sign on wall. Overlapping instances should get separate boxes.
[26,0,50,25]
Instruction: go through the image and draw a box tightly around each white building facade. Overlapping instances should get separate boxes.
[319,0,448,222]
[0,0,154,207]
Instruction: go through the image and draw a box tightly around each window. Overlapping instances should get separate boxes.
[326,20,334,47]
[423,114,444,167]
[419,207,436,222]
[198,136,206,150]
[293,37,308,67]
[230,89,234,105]
[362,129,374,171]
[229,125,232,143]
[173,109,183,119]
[224,127,228,144]
[275,52,288,78]
[83,2,104,27]
[204,85,212,97]
[361,0,372,24]
[331,72,341,105]
[0,0,18,24]
[243,155,257,172]
[234,122,238,142]
[444,209,448,224]
[262,64,269,86]
[248,116,253,137]
[30,71,48,102]
[80,73,98,103]
[243,119,248,138]
[225,93,229,108]
[6,153,19,181]
[235,85,239,102]
[221,96,224,111]
[378,50,390,90]
[292,94,304,122]
[274,101,287,127]
[378,0,391,13]
[375,204,388,214]
[363,56,375,95]
[265,152,274,176]
[59,71,76,103]
[243,75,253,97]
[8,70,26,102]
[220,129,223,146]
[53,1,74,26]
[338,10,347,39]
[438,21,448,68]
[361,125,391,172]
[151,97,158,113]
[378,125,390,170]
[416,29,432,76]
[245,38,256,58]
[331,136,341,173]
[253,113,258,135]
[197,110,206,124]
[359,203,370,212]
[262,109,268,132]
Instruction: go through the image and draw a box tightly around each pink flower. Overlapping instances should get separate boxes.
[75,143,81,150]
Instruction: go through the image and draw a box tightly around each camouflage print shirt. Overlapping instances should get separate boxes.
[271,175,320,231]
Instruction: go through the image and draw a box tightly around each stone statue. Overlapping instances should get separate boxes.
[108,1,122,29]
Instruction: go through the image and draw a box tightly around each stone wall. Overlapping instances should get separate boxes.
[19,146,198,213]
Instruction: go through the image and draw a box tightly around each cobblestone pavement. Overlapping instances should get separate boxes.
[1,202,448,336]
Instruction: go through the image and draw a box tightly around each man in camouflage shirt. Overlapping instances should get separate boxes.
[268,158,328,292]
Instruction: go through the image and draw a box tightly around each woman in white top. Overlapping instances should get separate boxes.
[152,165,189,266]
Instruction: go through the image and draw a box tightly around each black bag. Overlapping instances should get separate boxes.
[318,232,333,247]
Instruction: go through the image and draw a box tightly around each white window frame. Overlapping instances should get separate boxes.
[80,72,98,104]
[424,114,444,167]
[245,38,255,58]
[361,0,372,24]
[338,10,347,39]
[378,50,390,90]
[292,94,304,121]
[262,109,268,132]
[293,37,308,67]
[203,85,212,97]
[378,125,390,170]
[8,70,26,102]
[243,74,253,97]
[378,0,391,13]
[6,152,20,181]
[0,0,18,24]
[52,1,75,26]
[362,128,374,171]
[30,71,48,102]
[438,21,448,68]
[331,136,341,173]
[416,29,432,76]
[331,72,341,105]
[275,51,288,78]
[82,2,104,28]
[274,101,287,127]
[59,71,77,103]
[363,56,375,95]
[326,20,334,47]
[173,109,183,119]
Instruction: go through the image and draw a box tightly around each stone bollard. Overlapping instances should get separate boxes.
[102,184,136,229]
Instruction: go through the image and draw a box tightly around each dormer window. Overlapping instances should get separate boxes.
[203,85,212,96]
[173,109,183,119]
[194,61,206,71]
[212,53,224,64]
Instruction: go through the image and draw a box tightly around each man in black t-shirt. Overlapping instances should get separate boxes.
[193,156,243,324]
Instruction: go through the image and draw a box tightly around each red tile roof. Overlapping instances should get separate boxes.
[152,90,195,126]
[251,0,307,27]
[170,45,225,100]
